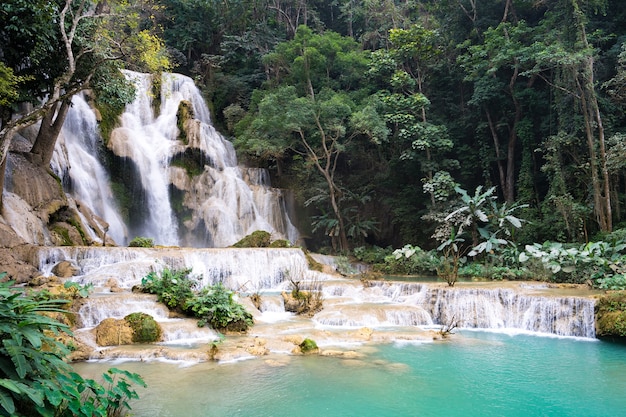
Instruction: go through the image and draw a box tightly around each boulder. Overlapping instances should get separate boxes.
[6,153,66,222]
[95,318,134,346]
[0,247,39,283]
[51,260,80,278]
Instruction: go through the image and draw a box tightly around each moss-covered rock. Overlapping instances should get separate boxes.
[269,239,291,248]
[299,338,319,354]
[596,293,626,338]
[124,312,163,343]
[176,100,194,144]
[305,251,324,272]
[231,230,272,248]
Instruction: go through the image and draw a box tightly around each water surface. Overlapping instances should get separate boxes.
[74,331,626,416]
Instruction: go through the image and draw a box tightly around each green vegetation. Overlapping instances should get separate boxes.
[176,100,194,144]
[231,230,272,248]
[595,293,626,337]
[0,275,145,417]
[124,312,163,343]
[140,268,253,332]
[299,338,319,354]
[128,237,155,248]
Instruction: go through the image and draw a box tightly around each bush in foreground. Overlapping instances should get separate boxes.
[0,275,145,417]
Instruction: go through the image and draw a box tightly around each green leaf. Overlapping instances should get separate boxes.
[0,388,15,416]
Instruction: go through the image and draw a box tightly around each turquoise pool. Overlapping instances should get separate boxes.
[74,331,626,417]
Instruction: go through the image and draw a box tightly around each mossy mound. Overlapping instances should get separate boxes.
[231,231,272,248]
[299,338,319,354]
[176,100,194,144]
[596,293,626,337]
[124,312,163,343]
[269,239,291,248]
[129,236,154,248]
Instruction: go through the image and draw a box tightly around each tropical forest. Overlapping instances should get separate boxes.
[1,0,626,416]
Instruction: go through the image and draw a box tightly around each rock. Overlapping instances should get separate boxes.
[95,318,134,346]
[0,247,39,283]
[124,312,163,343]
[320,350,364,359]
[106,278,124,293]
[51,260,80,278]
[6,153,66,222]
[0,222,26,248]
[246,338,269,356]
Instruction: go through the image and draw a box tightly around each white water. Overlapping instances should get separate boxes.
[51,94,127,244]
[109,72,180,245]
[34,247,597,360]
[104,71,299,247]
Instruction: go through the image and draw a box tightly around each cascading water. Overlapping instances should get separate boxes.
[51,94,127,244]
[35,246,598,356]
[105,71,299,247]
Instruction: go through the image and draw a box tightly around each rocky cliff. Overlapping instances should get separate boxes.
[1,128,112,282]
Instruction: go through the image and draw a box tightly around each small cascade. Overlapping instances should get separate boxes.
[32,247,599,363]
[51,94,127,244]
[77,293,171,328]
[361,281,596,338]
[159,321,219,345]
[36,246,316,290]
[427,287,596,337]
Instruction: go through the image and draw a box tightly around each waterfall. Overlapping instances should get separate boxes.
[32,246,599,364]
[35,246,318,290]
[51,94,127,244]
[105,71,299,247]
[348,282,597,338]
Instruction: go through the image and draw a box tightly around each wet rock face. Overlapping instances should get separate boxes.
[7,153,66,221]
[0,246,39,283]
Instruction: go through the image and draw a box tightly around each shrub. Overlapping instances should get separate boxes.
[371,244,440,275]
[0,276,145,417]
[128,237,154,248]
[186,283,254,331]
[141,268,197,310]
[140,269,253,332]
[519,240,626,288]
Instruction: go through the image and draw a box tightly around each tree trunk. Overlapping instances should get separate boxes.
[0,128,15,210]
[571,0,612,232]
[485,109,507,196]
[30,99,71,167]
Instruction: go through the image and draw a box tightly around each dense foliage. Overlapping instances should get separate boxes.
[118,0,626,256]
[0,276,145,417]
[140,268,254,331]
[3,1,626,280]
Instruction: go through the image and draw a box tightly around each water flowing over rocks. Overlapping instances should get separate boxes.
[18,246,599,363]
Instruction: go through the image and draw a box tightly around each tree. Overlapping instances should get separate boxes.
[458,20,536,203]
[0,0,170,207]
[369,23,457,207]
[237,26,384,251]
[530,0,612,232]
